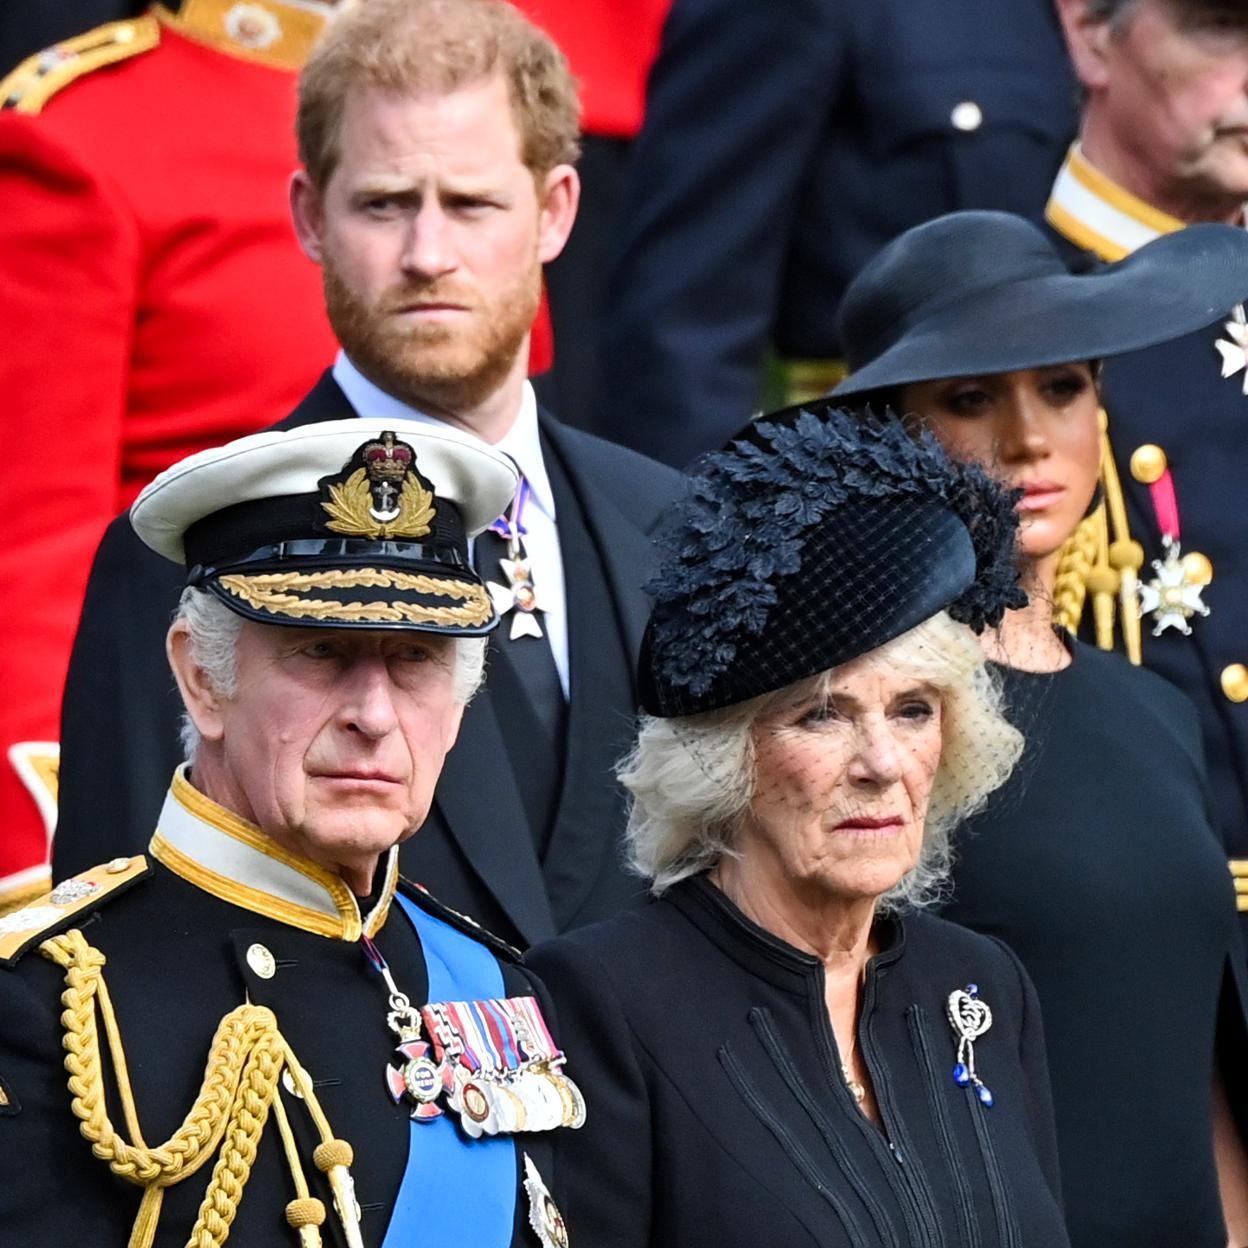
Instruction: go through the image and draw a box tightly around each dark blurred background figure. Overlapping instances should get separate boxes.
[520,0,672,424]
[1043,0,1248,967]
[592,0,1079,468]
[0,0,341,909]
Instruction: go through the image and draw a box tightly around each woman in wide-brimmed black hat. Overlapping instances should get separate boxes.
[834,210,1248,1248]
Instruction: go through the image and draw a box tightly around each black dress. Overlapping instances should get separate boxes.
[526,875,1071,1248]
[941,639,1248,1248]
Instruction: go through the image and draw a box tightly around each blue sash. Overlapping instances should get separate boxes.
[381,892,516,1248]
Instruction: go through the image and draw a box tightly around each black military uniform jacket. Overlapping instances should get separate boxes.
[0,771,564,1247]
[1045,145,1248,938]
[527,877,1071,1248]
[54,372,683,949]
[595,0,1077,465]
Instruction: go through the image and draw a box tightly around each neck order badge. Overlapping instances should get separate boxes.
[485,478,548,640]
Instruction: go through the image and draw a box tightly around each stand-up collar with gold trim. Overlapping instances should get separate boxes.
[155,0,334,72]
[1046,143,1187,261]
[150,767,397,940]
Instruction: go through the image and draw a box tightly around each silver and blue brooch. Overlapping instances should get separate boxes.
[947,983,994,1107]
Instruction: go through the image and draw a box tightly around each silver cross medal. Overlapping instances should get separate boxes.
[1137,536,1211,636]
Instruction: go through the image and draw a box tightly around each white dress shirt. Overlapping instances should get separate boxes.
[332,352,570,696]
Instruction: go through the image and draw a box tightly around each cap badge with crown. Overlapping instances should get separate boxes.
[320,431,437,539]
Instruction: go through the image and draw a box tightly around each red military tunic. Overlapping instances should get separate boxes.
[0,2,340,905]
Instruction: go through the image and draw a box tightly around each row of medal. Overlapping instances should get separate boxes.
[386,994,586,1138]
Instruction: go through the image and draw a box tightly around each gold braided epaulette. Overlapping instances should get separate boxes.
[0,15,160,114]
[0,856,149,966]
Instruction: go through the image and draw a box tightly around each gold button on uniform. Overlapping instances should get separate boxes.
[105,857,132,874]
[1221,664,1248,704]
[1129,444,1168,484]
[246,942,277,979]
[950,101,983,132]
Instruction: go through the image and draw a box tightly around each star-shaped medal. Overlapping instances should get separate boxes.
[488,557,546,640]
[1136,538,1211,636]
[1214,304,1248,395]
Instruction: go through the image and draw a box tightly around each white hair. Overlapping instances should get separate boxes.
[620,611,1023,912]
[174,587,488,762]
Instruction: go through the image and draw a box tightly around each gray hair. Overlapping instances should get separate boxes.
[174,587,487,761]
[620,612,1023,913]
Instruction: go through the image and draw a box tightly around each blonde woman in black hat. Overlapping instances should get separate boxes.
[832,210,1248,1248]
[528,406,1075,1247]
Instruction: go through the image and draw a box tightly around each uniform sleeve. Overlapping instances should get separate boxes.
[0,112,140,897]
[595,0,848,466]
[986,934,1063,1207]
[524,937,653,1248]
[0,966,135,1242]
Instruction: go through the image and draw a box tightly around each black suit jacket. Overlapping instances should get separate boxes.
[594,0,1077,466]
[55,373,683,947]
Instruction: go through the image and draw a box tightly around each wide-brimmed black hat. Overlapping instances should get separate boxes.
[832,211,1248,399]
[638,401,1025,717]
[131,420,518,634]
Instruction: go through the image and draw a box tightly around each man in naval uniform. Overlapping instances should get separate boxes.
[1048,0,1248,946]
[54,0,682,950]
[0,419,581,1247]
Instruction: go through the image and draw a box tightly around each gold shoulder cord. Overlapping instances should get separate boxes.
[1052,409,1143,664]
[40,929,364,1248]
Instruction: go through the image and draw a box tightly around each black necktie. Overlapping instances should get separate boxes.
[473,525,567,855]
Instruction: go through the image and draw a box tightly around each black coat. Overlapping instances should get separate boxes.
[54,373,683,948]
[942,641,1248,1248]
[0,859,558,1247]
[526,876,1071,1248]
[594,0,1077,466]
